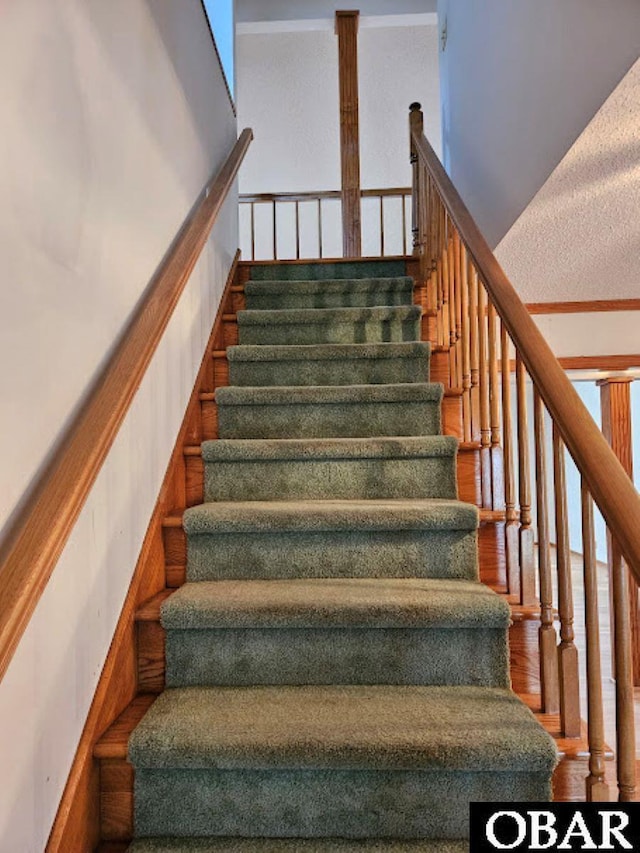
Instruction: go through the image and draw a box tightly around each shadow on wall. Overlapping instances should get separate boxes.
[496,58,640,303]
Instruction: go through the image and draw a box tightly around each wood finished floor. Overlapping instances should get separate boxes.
[484,537,640,802]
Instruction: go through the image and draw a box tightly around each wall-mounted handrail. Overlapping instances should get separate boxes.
[409,106,640,579]
[0,128,253,685]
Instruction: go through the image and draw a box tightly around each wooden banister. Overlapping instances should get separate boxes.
[0,128,253,685]
[409,105,640,580]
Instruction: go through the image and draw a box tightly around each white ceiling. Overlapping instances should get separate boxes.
[236,0,437,23]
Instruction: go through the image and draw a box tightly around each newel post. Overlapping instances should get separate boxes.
[409,102,424,258]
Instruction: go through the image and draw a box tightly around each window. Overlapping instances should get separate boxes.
[202,0,234,98]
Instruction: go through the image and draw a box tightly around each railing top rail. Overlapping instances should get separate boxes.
[239,187,411,204]
[0,128,253,685]
[409,104,640,578]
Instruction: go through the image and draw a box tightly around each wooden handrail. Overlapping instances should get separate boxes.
[409,110,640,581]
[239,187,410,204]
[0,128,253,684]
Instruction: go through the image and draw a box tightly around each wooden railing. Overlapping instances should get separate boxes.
[0,129,253,685]
[239,187,411,261]
[409,101,640,800]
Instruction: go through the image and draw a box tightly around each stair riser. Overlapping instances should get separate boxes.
[134,767,552,839]
[247,261,407,280]
[238,317,420,346]
[245,292,412,310]
[228,357,429,387]
[187,529,478,581]
[217,400,441,439]
[164,627,509,687]
[203,456,457,502]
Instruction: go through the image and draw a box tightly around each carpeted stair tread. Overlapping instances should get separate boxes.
[128,685,557,772]
[238,306,421,327]
[185,499,477,581]
[237,306,421,346]
[226,342,431,387]
[201,437,458,502]
[247,260,407,280]
[202,436,458,463]
[161,578,511,630]
[128,838,468,852]
[216,383,443,438]
[216,383,443,406]
[244,277,413,309]
[227,342,430,364]
[183,499,477,535]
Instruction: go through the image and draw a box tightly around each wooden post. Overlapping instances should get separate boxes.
[409,102,423,258]
[598,377,640,685]
[516,354,536,605]
[336,10,361,257]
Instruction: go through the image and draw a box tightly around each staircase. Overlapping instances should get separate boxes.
[114,259,557,850]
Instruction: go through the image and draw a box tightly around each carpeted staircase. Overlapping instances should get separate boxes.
[127,261,557,851]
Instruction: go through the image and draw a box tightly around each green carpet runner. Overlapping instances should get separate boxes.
[128,261,557,849]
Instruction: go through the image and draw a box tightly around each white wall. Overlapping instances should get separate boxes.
[237,0,437,23]
[0,2,237,849]
[437,0,640,248]
[236,15,440,258]
[496,59,640,303]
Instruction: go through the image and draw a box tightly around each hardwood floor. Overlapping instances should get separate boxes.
[489,539,640,802]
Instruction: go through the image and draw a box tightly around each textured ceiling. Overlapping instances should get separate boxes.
[236,0,436,23]
[496,58,640,303]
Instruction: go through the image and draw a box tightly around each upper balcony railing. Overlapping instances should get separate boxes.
[239,187,411,261]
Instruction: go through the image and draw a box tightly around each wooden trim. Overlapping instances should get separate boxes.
[239,188,409,204]
[0,130,252,686]
[336,10,362,257]
[410,121,640,581]
[46,253,240,852]
[559,355,640,371]
[238,255,410,267]
[527,299,640,315]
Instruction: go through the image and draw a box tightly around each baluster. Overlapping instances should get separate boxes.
[295,200,300,260]
[477,281,492,508]
[533,387,559,713]
[501,323,519,598]
[380,196,385,257]
[409,103,422,256]
[453,231,463,391]
[441,217,451,360]
[318,198,323,259]
[250,202,256,261]
[581,480,610,801]
[460,243,472,443]
[447,232,457,388]
[272,199,277,260]
[402,192,407,256]
[469,263,480,442]
[552,423,581,737]
[609,533,637,800]
[488,303,503,511]
[516,354,536,605]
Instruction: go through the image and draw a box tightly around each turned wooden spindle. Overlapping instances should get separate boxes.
[477,281,492,508]
[552,423,581,737]
[533,388,559,714]
[488,303,503,511]
[447,233,457,387]
[453,231,463,390]
[501,323,519,598]
[580,480,610,801]
[460,243,472,443]
[516,354,536,605]
[469,263,480,443]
